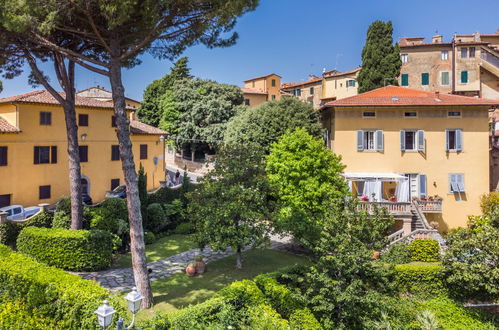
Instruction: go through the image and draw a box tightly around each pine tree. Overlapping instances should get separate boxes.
[357,21,402,93]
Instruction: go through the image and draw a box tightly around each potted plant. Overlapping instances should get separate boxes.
[194,256,206,274]
[186,263,196,277]
[388,195,397,202]
[360,194,369,202]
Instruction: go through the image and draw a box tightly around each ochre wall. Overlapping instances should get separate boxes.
[323,72,359,100]
[244,94,268,108]
[326,106,490,230]
[0,103,164,207]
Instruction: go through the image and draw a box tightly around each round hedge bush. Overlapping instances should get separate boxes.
[17,227,113,271]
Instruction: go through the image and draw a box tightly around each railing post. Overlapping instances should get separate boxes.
[0,211,8,224]
[402,215,412,236]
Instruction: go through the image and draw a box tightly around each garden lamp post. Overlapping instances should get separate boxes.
[95,287,143,330]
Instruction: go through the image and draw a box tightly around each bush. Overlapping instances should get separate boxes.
[173,222,193,234]
[289,308,323,330]
[22,210,53,228]
[217,280,266,310]
[408,239,440,262]
[254,274,304,318]
[380,242,411,264]
[51,211,71,229]
[0,222,20,246]
[244,304,289,329]
[144,231,156,245]
[0,244,128,328]
[394,263,446,297]
[480,192,499,217]
[145,203,169,233]
[17,227,114,271]
[55,197,72,215]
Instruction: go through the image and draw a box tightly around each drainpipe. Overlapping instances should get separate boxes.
[451,35,456,94]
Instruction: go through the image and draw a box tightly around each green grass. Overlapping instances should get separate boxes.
[113,234,197,269]
[137,248,310,320]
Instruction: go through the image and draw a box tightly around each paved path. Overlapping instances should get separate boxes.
[73,235,293,292]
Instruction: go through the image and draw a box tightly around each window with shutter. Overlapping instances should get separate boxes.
[79,146,88,162]
[111,145,120,161]
[400,130,406,150]
[421,73,429,86]
[417,130,425,151]
[375,130,384,151]
[449,174,465,193]
[401,74,409,86]
[51,146,57,164]
[310,87,314,95]
[441,72,450,86]
[34,146,51,164]
[40,112,52,125]
[110,179,120,190]
[39,185,51,199]
[140,144,148,159]
[461,47,468,58]
[446,129,462,152]
[460,71,468,83]
[419,174,427,198]
[0,194,11,207]
[78,114,89,126]
[0,146,7,166]
[357,130,364,151]
[401,130,417,151]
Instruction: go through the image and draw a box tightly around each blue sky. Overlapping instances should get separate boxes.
[1,0,498,101]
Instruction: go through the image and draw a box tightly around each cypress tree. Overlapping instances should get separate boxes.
[357,20,402,93]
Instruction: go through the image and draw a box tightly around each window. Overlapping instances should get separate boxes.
[441,71,450,86]
[441,51,449,60]
[401,74,409,86]
[78,114,89,126]
[271,79,276,87]
[400,130,425,151]
[404,111,417,118]
[357,130,384,151]
[449,174,465,193]
[40,112,52,125]
[111,115,117,127]
[110,179,120,191]
[244,99,250,106]
[469,47,475,57]
[111,145,120,161]
[79,145,88,162]
[310,87,314,95]
[460,71,468,83]
[346,80,355,87]
[448,111,461,117]
[271,95,276,100]
[252,81,255,88]
[39,185,51,199]
[0,194,11,208]
[421,73,429,86]
[0,146,7,166]
[401,54,408,63]
[140,144,148,160]
[446,129,463,152]
[34,146,57,164]
[295,89,301,97]
[419,174,427,198]
[461,47,468,58]
[363,111,376,118]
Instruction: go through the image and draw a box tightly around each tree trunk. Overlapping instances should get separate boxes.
[236,246,242,269]
[109,56,153,308]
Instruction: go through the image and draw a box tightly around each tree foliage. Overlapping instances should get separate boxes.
[188,143,272,268]
[357,20,402,93]
[224,97,322,152]
[266,128,350,248]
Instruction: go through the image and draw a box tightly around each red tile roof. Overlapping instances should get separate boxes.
[323,67,361,77]
[240,87,267,95]
[324,86,499,107]
[0,116,19,133]
[0,90,134,110]
[244,73,281,82]
[281,77,323,89]
[130,120,168,135]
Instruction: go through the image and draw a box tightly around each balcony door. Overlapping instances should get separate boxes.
[404,174,420,199]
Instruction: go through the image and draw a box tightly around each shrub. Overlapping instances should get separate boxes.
[380,242,411,264]
[169,297,238,330]
[99,197,128,223]
[244,304,289,329]
[394,263,446,297]
[17,227,113,271]
[51,211,71,229]
[480,192,499,217]
[145,203,169,233]
[217,280,266,310]
[254,274,304,318]
[173,222,193,234]
[408,239,440,262]
[144,231,156,245]
[0,244,128,328]
[289,308,322,330]
[0,222,20,246]
[22,210,53,228]
[0,300,58,329]
[55,197,72,215]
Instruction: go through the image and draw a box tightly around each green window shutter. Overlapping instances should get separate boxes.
[461,71,468,83]
[401,74,408,86]
[421,73,429,86]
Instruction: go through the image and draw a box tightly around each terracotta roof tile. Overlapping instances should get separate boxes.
[130,120,168,135]
[244,73,281,82]
[281,77,323,89]
[323,67,361,77]
[241,87,267,95]
[324,86,499,107]
[0,90,134,110]
[0,116,19,133]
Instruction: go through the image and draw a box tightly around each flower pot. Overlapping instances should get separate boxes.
[195,260,206,274]
[186,263,196,277]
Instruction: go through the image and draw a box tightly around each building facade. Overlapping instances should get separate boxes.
[281,75,323,109]
[322,86,497,231]
[242,73,281,107]
[0,90,166,208]
[321,67,361,102]
[77,86,141,109]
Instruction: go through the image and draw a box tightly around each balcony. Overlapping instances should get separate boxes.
[416,200,442,213]
[358,201,412,216]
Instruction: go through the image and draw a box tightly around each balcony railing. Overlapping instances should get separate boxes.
[416,200,442,213]
[358,202,412,215]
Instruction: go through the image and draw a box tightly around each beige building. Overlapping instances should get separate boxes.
[399,32,499,100]
[281,75,323,109]
[77,86,141,109]
[241,73,281,107]
[321,67,361,103]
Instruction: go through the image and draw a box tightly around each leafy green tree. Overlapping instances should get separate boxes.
[158,90,179,134]
[266,128,350,248]
[224,97,322,152]
[175,78,244,157]
[188,144,272,268]
[138,57,191,127]
[357,20,402,93]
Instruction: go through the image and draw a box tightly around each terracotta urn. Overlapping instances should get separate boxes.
[195,256,206,274]
[186,263,196,276]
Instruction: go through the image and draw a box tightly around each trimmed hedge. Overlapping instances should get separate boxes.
[0,244,128,328]
[0,210,53,247]
[408,239,440,262]
[17,227,113,271]
[289,308,323,330]
[254,274,304,318]
[394,263,446,297]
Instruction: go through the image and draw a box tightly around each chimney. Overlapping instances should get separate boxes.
[435,91,440,97]
[308,74,319,80]
[474,31,481,42]
[432,35,442,43]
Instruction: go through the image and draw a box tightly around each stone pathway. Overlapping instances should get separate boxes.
[73,235,293,292]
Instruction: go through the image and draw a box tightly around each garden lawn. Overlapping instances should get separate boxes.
[113,234,197,269]
[137,248,310,320]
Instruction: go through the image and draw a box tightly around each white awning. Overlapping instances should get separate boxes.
[343,172,407,180]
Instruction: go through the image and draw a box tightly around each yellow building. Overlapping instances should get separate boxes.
[321,67,361,103]
[77,86,142,109]
[242,73,281,107]
[322,85,498,232]
[281,75,323,109]
[0,90,167,208]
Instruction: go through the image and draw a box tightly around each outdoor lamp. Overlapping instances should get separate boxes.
[125,287,143,314]
[95,300,116,329]
[159,135,165,143]
[81,133,88,141]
